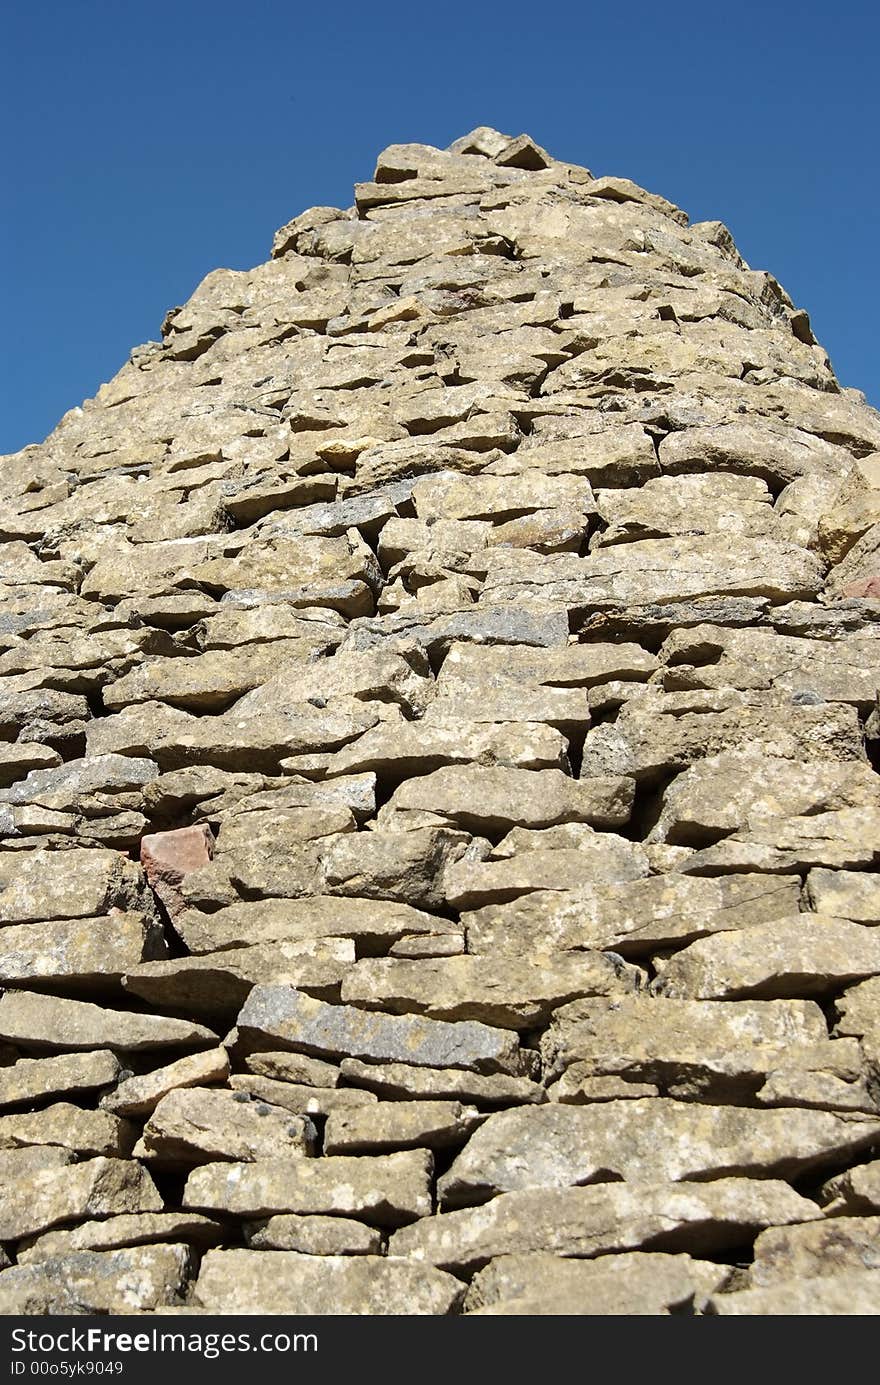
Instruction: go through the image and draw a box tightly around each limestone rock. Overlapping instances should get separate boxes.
[381,765,634,833]
[183,1149,433,1227]
[0,1051,121,1110]
[193,1249,462,1315]
[438,1100,880,1206]
[0,1102,136,1158]
[16,1213,225,1264]
[388,1179,820,1272]
[465,1251,728,1316]
[0,847,151,922]
[236,985,524,1074]
[653,915,880,999]
[0,1154,162,1241]
[0,1245,194,1315]
[324,1100,480,1153]
[135,1087,316,1166]
[340,952,641,1030]
[243,1214,382,1255]
[338,1058,544,1107]
[0,990,217,1052]
[707,1273,880,1315]
[750,1216,880,1285]
[100,1049,230,1117]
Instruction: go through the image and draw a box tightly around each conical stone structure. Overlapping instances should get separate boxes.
[2,128,880,1315]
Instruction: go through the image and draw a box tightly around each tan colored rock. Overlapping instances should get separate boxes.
[381,765,634,833]
[0,1245,194,1315]
[122,937,354,1016]
[443,834,649,909]
[135,1087,315,1166]
[820,1158,880,1213]
[653,915,880,1000]
[339,1058,544,1107]
[0,912,166,985]
[0,989,217,1052]
[807,868,880,922]
[464,872,799,958]
[193,1249,462,1315]
[328,720,568,780]
[17,1213,225,1264]
[228,1075,376,1119]
[651,754,880,845]
[243,1049,340,1087]
[707,1273,880,1315]
[0,847,150,922]
[0,1102,136,1158]
[324,1100,480,1153]
[388,1179,820,1272]
[680,807,880,873]
[0,1154,162,1241]
[580,691,863,782]
[438,1100,880,1206]
[750,1216,880,1286]
[176,895,446,954]
[0,1051,121,1110]
[340,952,640,1030]
[321,826,473,910]
[236,985,524,1075]
[540,994,853,1096]
[243,1214,382,1255]
[184,1149,433,1227]
[465,1251,728,1315]
[100,1048,229,1117]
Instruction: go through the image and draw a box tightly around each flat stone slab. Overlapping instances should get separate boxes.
[389,1179,821,1273]
[183,1149,433,1227]
[437,1100,880,1206]
[193,1249,463,1315]
[236,985,524,1074]
[0,990,217,1052]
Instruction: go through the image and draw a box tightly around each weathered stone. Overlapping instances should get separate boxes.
[0,847,150,922]
[122,937,354,1016]
[324,1100,480,1153]
[707,1273,880,1315]
[100,1048,230,1117]
[465,1251,728,1315]
[388,1179,820,1272]
[193,1249,462,1315]
[438,1100,880,1206]
[243,1214,382,1255]
[339,1058,544,1107]
[228,1074,376,1119]
[321,827,473,910]
[135,1088,316,1165]
[653,915,880,999]
[328,720,568,781]
[651,754,880,845]
[381,765,634,833]
[820,1158,880,1214]
[443,832,650,909]
[340,952,640,1030]
[807,868,880,922]
[139,823,214,917]
[0,1102,136,1158]
[0,1051,121,1110]
[0,911,167,985]
[580,691,863,783]
[243,1049,340,1087]
[0,1245,194,1315]
[236,986,524,1075]
[184,1149,433,1226]
[680,808,880,874]
[0,1154,162,1241]
[464,872,799,958]
[16,1213,225,1264]
[0,990,217,1052]
[750,1216,880,1286]
[175,896,450,953]
[540,994,855,1098]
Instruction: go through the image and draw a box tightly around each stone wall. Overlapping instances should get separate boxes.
[1,127,880,1314]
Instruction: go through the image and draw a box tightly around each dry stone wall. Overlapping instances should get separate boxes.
[2,126,880,1315]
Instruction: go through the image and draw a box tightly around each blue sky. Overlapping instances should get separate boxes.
[3,0,879,453]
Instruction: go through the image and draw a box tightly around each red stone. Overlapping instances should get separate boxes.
[140,824,215,917]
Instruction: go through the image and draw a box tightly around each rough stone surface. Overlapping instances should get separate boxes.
[4,126,880,1315]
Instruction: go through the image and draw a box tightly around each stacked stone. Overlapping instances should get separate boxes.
[1,127,880,1315]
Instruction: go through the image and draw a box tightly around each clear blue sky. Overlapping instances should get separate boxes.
[3,0,879,454]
